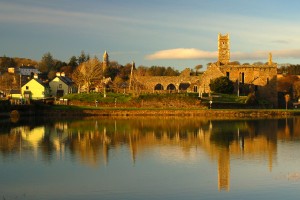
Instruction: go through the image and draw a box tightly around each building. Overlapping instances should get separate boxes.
[9,89,22,99]
[49,72,77,97]
[103,51,109,72]
[199,33,278,107]
[19,65,40,76]
[21,75,50,100]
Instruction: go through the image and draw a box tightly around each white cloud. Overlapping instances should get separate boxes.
[146,48,217,60]
[146,48,300,61]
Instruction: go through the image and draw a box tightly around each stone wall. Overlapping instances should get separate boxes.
[134,69,199,93]
[133,62,278,107]
[198,63,278,107]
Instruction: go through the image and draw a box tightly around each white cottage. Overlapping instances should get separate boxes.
[49,72,77,97]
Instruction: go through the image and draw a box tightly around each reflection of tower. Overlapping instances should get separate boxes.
[129,135,137,163]
[103,51,109,72]
[129,61,135,91]
[103,127,109,165]
[218,148,230,191]
[218,33,230,65]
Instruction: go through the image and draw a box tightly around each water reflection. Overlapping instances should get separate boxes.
[0,116,300,193]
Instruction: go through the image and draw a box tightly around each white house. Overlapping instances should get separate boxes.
[49,72,77,97]
[21,76,50,100]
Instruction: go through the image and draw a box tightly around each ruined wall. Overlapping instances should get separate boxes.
[198,63,278,107]
[134,69,199,92]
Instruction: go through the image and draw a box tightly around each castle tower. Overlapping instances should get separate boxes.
[218,33,230,65]
[103,51,109,72]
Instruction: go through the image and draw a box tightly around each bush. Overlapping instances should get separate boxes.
[209,76,234,94]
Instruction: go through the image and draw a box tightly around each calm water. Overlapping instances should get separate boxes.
[1,116,300,200]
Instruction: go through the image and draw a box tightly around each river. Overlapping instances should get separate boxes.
[0,116,300,200]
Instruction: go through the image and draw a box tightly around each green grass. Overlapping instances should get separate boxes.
[136,93,198,102]
[201,93,247,103]
[63,92,132,103]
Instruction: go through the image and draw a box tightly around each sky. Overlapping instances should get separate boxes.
[1,0,300,71]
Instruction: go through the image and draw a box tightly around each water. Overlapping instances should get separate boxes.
[0,116,300,200]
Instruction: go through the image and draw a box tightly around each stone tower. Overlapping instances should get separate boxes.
[218,33,230,65]
[103,51,109,72]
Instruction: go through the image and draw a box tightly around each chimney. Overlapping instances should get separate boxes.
[61,72,65,77]
[33,73,38,79]
[56,72,61,77]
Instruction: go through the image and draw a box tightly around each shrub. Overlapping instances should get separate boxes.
[209,76,234,94]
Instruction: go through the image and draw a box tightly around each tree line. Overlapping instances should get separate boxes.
[278,64,300,75]
[0,51,199,93]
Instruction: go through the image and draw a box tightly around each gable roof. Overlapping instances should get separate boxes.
[24,78,49,88]
[58,76,74,85]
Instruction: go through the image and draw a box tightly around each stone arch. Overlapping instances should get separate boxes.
[154,83,164,90]
[167,84,176,91]
[179,83,190,90]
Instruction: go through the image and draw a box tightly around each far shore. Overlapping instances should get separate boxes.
[11,105,300,118]
[2,104,300,120]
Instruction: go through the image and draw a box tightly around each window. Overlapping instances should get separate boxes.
[241,73,245,84]
[226,72,230,78]
[26,86,29,90]
[59,84,62,88]
[193,85,198,93]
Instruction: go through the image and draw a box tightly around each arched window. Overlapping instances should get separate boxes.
[179,83,190,90]
[167,84,176,91]
[154,84,164,90]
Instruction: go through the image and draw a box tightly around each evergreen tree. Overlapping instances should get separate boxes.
[38,52,55,73]
[68,56,78,69]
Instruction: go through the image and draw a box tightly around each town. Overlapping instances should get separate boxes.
[0,34,300,109]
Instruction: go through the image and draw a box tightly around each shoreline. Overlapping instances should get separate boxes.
[43,107,298,119]
[2,105,300,120]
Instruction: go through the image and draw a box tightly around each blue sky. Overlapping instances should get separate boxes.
[1,0,300,70]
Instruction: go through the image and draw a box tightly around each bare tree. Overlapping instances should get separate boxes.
[72,58,102,93]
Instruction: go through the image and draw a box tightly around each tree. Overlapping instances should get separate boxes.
[293,81,300,101]
[229,61,240,65]
[209,76,234,94]
[68,56,78,69]
[48,70,57,80]
[253,61,263,65]
[60,65,73,77]
[194,64,203,75]
[39,52,55,73]
[0,56,16,73]
[136,66,148,76]
[78,50,90,65]
[0,72,15,92]
[103,61,120,80]
[72,58,102,93]
[165,66,179,76]
[53,60,67,71]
